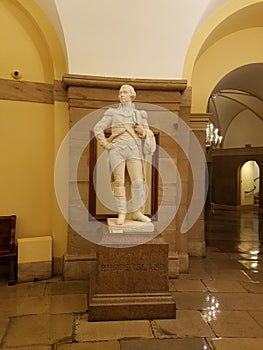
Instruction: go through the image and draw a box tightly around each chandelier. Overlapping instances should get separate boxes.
[206,122,222,149]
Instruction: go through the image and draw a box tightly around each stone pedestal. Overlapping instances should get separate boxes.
[89,236,176,321]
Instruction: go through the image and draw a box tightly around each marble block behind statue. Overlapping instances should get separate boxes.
[89,236,176,321]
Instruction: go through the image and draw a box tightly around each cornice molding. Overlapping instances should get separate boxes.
[212,147,263,157]
[190,113,210,130]
[62,74,187,91]
[0,78,67,104]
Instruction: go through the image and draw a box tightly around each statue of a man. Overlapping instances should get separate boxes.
[94,84,156,225]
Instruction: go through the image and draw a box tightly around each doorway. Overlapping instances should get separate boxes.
[240,161,260,206]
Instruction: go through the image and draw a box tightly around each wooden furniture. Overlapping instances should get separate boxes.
[0,215,17,285]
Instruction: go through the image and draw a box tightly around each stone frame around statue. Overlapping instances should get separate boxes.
[89,131,159,221]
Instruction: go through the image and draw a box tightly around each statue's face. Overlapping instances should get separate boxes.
[119,86,133,103]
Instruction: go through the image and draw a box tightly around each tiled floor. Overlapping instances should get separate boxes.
[0,208,263,349]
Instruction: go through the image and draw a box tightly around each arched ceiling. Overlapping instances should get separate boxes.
[208,63,263,147]
[197,0,232,29]
[213,63,263,97]
[34,0,66,57]
[197,2,263,59]
[33,0,233,78]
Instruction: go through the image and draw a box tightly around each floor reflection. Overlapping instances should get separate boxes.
[205,207,263,254]
[202,295,220,323]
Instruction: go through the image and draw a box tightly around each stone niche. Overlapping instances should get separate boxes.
[61,74,207,281]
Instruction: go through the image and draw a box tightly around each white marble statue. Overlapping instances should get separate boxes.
[94,84,156,225]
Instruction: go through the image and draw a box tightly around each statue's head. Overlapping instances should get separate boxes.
[118,84,136,102]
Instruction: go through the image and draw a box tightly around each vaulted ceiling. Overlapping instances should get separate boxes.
[208,63,263,146]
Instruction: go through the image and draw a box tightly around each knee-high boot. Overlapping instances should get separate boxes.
[114,185,126,225]
[130,181,151,223]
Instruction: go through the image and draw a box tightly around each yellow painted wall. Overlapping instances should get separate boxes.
[0,0,68,259]
[190,27,263,113]
[0,0,53,82]
[0,101,54,235]
[0,0,67,81]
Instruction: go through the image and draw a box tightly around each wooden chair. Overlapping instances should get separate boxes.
[0,215,17,285]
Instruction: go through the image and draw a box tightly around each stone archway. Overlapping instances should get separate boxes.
[240,160,260,207]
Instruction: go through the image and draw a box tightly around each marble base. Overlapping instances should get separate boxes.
[107,218,154,233]
[63,253,96,280]
[89,237,176,321]
[89,293,176,321]
[101,219,156,248]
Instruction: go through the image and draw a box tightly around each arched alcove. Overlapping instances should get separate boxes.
[240,160,260,206]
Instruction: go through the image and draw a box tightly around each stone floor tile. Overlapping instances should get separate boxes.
[204,252,230,260]
[0,298,16,316]
[249,311,263,328]
[152,310,215,338]
[2,314,73,347]
[178,271,213,280]
[208,310,263,337]
[202,279,247,292]
[245,269,263,281]
[171,279,207,292]
[57,341,121,350]
[75,315,153,342]
[49,294,88,314]
[183,257,212,274]
[0,281,46,299]
[239,259,263,271]
[211,292,263,311]
[189,256,209,266]
[228,252,263,261]
[120,338,211,350]
[22,281,48,297]
[12,296,49,316]
[46,280,89,295]
[207,259,244,271]
[207,269,252,281]
[171,292,210,310]
[0,314,9,344]
[240,281,263,293]
[210,338,263,350]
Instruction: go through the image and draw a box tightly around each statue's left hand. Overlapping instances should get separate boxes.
[104,142,113,150]
[134,123,145,138]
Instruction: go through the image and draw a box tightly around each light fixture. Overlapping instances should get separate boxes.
[206,122,222,150]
